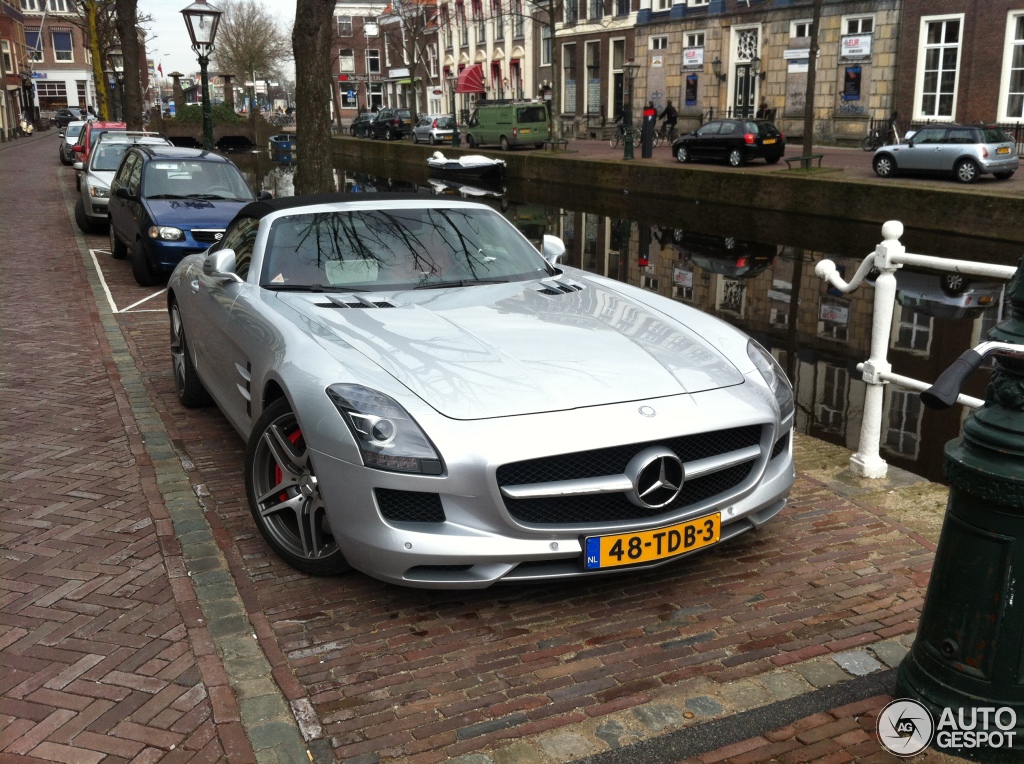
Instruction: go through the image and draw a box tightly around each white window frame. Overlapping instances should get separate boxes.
[1,40,13,74]
[914,13,963,121]
[654,0,669,11]
[687,0,708,6]
[339,48,355,73]
[998,10,1024,122]
[843,14,873,35]
[366,48,381,74]
[541,24,551,66]
[337,15,353,36]
[883,388,923,459]
[51,29,73,62]
[651,36,667,50]
[685,32,705,49]
[791,19,812,39]
[25,29,43,62]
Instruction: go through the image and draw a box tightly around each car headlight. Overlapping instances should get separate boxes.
[89,185,110,198]
[148,226,184,241]
[327,384,443,475]
[747,341,794,421]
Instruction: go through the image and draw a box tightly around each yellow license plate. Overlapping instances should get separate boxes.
[584,514,720,570]
[998,147,1011,154]
[763,138,776,144]
[520,128,531,134]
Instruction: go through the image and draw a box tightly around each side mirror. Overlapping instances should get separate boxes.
[115,187,134,200]
[904,130,917,142]
[257,189,273,200]
[541,234,566,265]
[72,145,84,153]
[202,248,244,283]
[73,161,83,171]
[59,130,65,137]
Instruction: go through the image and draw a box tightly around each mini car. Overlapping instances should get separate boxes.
[167,195,795,589]
[872,124,1019,183]
[107,145,262,286]
[59,120,87,165]
[74,132,173,234]
[673,118,786,167]
[52,108,81,128]
[412,114,456,145]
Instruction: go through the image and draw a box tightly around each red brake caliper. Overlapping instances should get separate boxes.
[274,428,303,502]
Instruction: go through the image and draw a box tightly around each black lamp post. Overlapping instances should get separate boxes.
[622,60,639,161]
[180,0,223,151]
[447,74,460,148]
[107,47,125,123]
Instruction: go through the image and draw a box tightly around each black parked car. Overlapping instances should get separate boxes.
[368,108,414,140]
[349,112,375,137]
[672,118,785,167]
[53,108,83,128]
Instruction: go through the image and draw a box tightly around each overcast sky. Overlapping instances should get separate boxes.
[138,0,296,80]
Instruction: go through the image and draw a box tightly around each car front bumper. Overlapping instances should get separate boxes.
[312,388,794,588]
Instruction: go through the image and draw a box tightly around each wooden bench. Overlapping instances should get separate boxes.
[544,138,569,152]
[784,153,825,169]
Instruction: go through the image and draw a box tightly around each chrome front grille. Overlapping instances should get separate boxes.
[496,425,763,525]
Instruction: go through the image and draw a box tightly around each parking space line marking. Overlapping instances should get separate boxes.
[88,249,166,313]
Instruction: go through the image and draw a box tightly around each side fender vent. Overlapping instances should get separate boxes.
[537,281,584,296]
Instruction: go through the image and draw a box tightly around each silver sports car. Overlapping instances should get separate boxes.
[168,195,795,589]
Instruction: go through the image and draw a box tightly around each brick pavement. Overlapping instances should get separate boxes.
[1,131,979,764]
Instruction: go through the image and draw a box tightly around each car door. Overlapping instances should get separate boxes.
[108,151,139,240]
[690,122,721,159]
[187,217,261,429]
[707,121,737,160]
[941,128,976,173]
[899,127,946,171]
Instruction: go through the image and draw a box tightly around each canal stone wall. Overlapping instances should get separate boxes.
[330,136,1024,246]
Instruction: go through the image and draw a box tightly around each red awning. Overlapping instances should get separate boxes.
[456,63,484,94]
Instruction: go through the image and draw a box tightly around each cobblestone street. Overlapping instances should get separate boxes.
[0,130,976,763]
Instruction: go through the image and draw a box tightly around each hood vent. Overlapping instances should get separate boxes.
[316,294,397,309]
[537,280,584,296]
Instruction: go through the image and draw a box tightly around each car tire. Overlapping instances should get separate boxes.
[728,148,744,167]
[169,299,210,408]
[130,239,161,287]
[429,134,437,145]
[75,198,100,234]
[244,397,351,576]
[675,145,690,163]
[109,220,128,259]
[994,170,1015,180]
[873,154,896,178]
[954,158,980,184]
[466,134,476,148]
[500,135,510,151]
[60,151,72,166]
[941,273,969,297]
[765,156,781,165]
[75,173,81,191]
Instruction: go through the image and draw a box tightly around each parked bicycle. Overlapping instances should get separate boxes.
[609,121,626,149]
[861,112,900,151]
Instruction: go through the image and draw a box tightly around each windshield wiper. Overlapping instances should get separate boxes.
[263,283,371,292]
[414,278,509,290]
[187,193,242,200]
[147,193,190,199]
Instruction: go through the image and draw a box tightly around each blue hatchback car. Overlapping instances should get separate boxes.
[107,145,264,285]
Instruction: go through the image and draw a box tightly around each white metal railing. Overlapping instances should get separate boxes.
[814,220,1017,479]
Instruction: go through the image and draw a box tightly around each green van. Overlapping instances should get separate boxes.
[464,102,551,150]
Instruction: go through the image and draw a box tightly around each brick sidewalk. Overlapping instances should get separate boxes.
[1,132,977,764]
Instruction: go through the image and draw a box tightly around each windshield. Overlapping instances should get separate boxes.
[91,143,129,171]
[261,207,551,289]
[143,160,254,200]
[66,123,84,138]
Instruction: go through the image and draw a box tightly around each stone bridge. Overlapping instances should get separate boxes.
[147,112,282,151]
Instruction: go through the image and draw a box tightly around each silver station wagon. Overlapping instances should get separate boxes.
[872,124,1019,183]
[167,195,796,589]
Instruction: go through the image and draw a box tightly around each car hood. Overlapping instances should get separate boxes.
[144,198,251,228]
[276,279,745,420]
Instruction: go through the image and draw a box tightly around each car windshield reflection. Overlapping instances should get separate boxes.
[260,208,551,289]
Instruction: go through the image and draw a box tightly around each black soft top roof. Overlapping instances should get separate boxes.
[234,192,450,221]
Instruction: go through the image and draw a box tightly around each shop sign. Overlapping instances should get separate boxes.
[842,34,872,57]
[683,48,704,67]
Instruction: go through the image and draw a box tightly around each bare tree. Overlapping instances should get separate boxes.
[212,0,291,92]
[293,0,336,194]
[378,0,438,118]
[113,0,143,129]
[800,0,824,159]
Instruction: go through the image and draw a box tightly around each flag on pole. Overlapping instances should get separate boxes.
[158,62,163,76]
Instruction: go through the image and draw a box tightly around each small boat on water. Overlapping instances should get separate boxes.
[269,133,296,152]
[427,151,505,182]
[428,177,504,199]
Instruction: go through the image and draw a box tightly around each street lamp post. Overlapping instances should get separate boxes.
[447,74,460,148]
[107,47,125,123]
[180,0,223,151]
[103,65,116,120]
[622,60,640,161]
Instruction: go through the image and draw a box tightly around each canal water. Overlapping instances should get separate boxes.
[231,149,1022,483]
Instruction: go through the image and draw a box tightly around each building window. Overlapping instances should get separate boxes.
[514,0,524,37]
[366,49,380,74]
[654,0,670,10]
[687,0,708,6]
[25,29,43,62]
[494,0,504,41]
[616,0,629,15]
[563,43,576,111]
[337,15,352,36]
[589,0,603,21]
[815,363,849,434]
[565,0,577,25]
[1,40,12,74]
[368,83,384,110]
[686,32,705,48]
[52,30,72,61]
[1002,13,1024,120]
[339,83,358,108]
[365,17,378,37]
[428,43,438,76]
[884,389,922,458]
[845,15,873,35]
[791,19,811,38]
[651,36,667,50]
[339,48,355,72]
[541,25,551,66]
[917,15,962,119]
[894,306,932,353]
